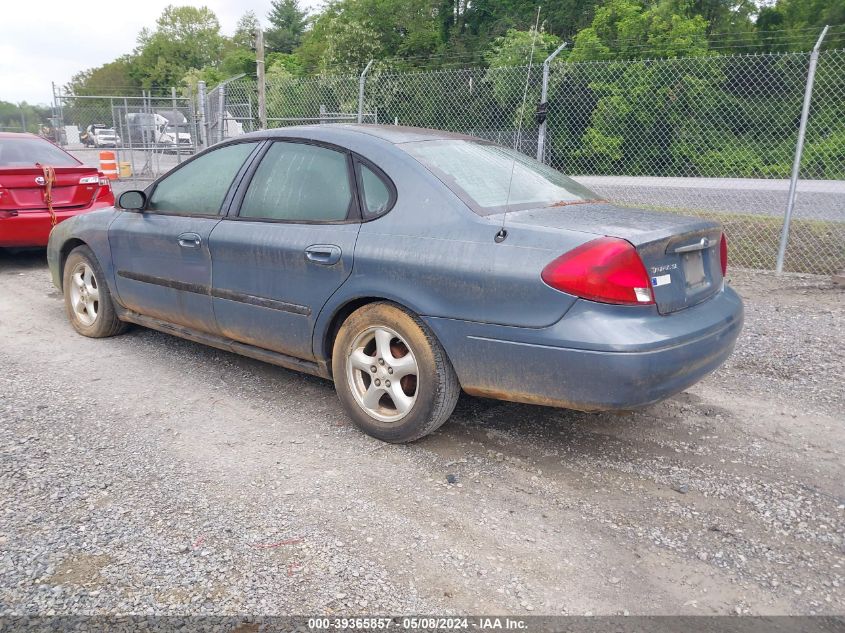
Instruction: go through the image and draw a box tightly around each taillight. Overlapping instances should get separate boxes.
[541,237,654,305]
[719,233,728,276]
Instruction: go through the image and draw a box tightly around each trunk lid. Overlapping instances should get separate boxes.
[506,203,724,314]
[0,166,100,211]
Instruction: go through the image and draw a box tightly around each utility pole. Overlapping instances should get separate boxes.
[255,27,267,130]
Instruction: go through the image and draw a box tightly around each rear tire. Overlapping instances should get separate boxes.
[62,245,126,338]
[332,302,460,443]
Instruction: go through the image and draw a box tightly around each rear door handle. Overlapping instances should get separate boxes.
[305,244,342,266]
[178,232,202,248]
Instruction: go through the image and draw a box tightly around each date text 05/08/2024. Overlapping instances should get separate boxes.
[307,617,528,630]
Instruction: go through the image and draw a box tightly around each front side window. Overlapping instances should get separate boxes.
[239,142,353,222]
[404,140,599,215]
[148,141,258,215]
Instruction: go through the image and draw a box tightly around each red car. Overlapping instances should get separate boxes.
[0,132,114,248]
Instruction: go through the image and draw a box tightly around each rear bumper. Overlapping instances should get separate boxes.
[424,286,743,411]
[0,204,109,248]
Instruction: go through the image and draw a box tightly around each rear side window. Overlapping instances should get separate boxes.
[148,142,258,215]
[358,163,392,218]
[239,142,353,222]
[0,136,79,167]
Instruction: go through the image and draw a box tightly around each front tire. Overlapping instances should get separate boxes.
[332,302,460,443]
[62,245,126,338]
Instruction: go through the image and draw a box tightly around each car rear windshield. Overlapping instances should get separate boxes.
[0,137,80,168]
[403,139,598,215]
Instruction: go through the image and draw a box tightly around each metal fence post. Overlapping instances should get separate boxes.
[53,82,65,145]
[171,87,182,164]
[776,25,829,273]
[123,97,137,186]
[537,42,567,163]
[197,81,208,148]
[217,84,226,143]
[110,97,120,169]
[255,28,267,130]
[358,59,374,124]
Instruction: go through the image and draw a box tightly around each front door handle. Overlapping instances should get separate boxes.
[305,244,342,266]
[178,232,202,248]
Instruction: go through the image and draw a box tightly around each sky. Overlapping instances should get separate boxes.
[0,0,321,106]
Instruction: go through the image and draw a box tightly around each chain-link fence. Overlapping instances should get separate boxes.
[539,50,845,275]
[52,91,199,188]
[48,44,844,275]
[211,49,840,275]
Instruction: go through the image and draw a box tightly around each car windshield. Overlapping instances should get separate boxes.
[0,136,79,167]
[404,139,600,215]
[97,129,116,135]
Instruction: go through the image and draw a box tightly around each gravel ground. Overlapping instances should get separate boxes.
[0,251,842,617]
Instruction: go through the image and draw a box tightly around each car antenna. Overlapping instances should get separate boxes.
[497,5,542,244]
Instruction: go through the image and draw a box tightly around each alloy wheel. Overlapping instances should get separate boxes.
[346,326,419,424]
[69,262,99,326]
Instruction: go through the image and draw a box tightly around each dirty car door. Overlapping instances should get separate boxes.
[209,140,359,361]
[109,141,260,332]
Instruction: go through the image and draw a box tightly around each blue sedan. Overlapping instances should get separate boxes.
[47,125,743,442]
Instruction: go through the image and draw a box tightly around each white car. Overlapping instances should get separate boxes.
[159,125,192,150]
[90,127,121,148]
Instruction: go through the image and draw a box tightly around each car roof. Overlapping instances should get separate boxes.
[0,132,42,140]
[250,124,479,145]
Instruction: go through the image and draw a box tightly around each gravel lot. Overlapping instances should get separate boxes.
[0,251,842,617]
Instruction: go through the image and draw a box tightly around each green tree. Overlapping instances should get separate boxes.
[132,5,225,88]
[755,0,844,51]
[233,11,260,49]
[220,48,256,76]
[484,27,563,67]
[66,56,140,96]
[569,0,709,61]
[0,101,51,133]
[688,0,756,38]
[296,0,444,73]
[267,52,305,76]
[267,0,307,53]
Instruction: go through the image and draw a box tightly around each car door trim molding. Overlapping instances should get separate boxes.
[117,270,208,295]
[116,270,311,316]
[212,287,311,316]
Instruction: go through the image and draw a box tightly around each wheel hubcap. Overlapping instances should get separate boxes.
[69,262,99,326]
[347,326,418,424]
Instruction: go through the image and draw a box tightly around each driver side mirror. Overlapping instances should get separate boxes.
[118,190,147,211]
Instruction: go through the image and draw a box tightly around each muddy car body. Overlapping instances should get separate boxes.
[47,125,743,442]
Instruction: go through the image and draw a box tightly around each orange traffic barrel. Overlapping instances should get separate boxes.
[99,150,118,180]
